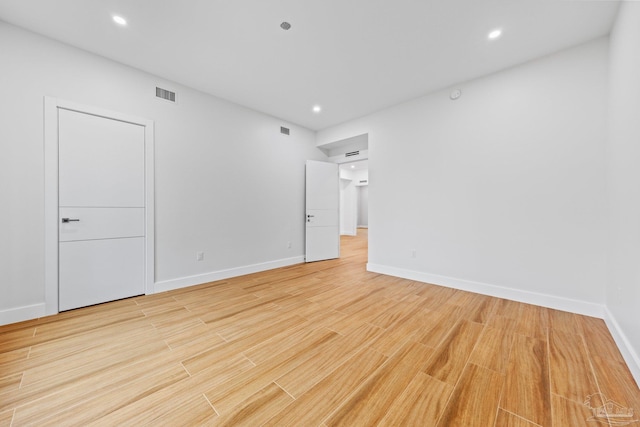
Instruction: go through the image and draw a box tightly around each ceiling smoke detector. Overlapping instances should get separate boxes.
[280,22,291,30]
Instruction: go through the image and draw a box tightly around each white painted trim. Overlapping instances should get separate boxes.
[603,307,640,388]
[0,304,46,326]
[44,97,155,316]
[44,97,60,316]
[154,256,305,293]
[144,123,155,294]
[366,263,606,318]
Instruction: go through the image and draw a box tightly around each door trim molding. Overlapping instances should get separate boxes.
[44,97,155,315]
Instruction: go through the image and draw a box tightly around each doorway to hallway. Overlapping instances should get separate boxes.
[340,227,368,263]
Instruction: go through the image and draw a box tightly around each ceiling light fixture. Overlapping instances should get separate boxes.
[488,29,502,40]
[312,105,322,114]
[113,15,127,26]
[280,22,291,31]
[350,165,355,169]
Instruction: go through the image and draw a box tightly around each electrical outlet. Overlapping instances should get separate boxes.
[411,250,417,259]
[196,251,204,261]
[287,241,292,249]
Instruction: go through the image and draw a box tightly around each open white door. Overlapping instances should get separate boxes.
[305,160,340,262]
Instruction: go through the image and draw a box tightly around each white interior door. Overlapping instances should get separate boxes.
[305,160,340,262]
[58,109,146,311]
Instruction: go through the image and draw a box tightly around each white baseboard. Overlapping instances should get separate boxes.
[154,256,305,294]
[0,303,46,326]
[366,263,606,318]
[603,307,640,388]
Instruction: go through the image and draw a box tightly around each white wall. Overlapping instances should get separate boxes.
[606,2,640,384]
[0,22,326,324]
[318,38,609,313]
[351,169,369,186]
[358,186,369,227]
[339,169,357,235]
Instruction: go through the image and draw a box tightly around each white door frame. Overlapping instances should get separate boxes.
[44,97,155,315]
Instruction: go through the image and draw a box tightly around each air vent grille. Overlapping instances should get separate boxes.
[280,126,290,135]
[156,87,176,102]
[360,180,368,184]
[345,151,360,157]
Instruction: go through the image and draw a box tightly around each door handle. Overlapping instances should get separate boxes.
[307,215,315,218]
[61,218,80,223]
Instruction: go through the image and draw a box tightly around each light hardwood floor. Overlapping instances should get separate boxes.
[1,228,639,426]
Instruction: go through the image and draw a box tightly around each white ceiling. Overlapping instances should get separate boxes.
[0,0,619,131]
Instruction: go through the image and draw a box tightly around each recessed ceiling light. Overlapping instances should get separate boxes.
[280,22,291,31]
[350,165,355,169]
[312,105,322,114]
[488,29,502,40]
[113,15,127,26]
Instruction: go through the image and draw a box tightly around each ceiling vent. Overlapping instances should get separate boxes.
[156,87,176,102]
[360,180,368,184]
[345,151,360,157]
[280,126,290,135]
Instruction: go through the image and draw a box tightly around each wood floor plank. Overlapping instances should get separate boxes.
[181,314,308,375]
[240,321,329,366]
[551,393,594,426]
[146,395,218,426]
[210,382,293,426]
[215,307,287,342]
[548,308,580,334]
[590,354,640,415]
[0,409,13,427]
[268,347,389,425]
[205,328,341,414]
[500,334,551,426]
[275,323,384,397]
[18,320,157,377]
[494,409,540,427]
[198,293,288,324]
[578,315,627,365]
[324,340,431,426]
[436,363,504,427]
[413,304,466,348]
[0,373,22,394]
[391,339,436,371]
[492,298,522,319]
[0,347,30,366]
[423,319,484,386]
[327,298,396,335]
[468,323,515,374]
[548,329,598,404]
[20,328,168,388]
[515,303,549,341]
[368,305,431,356]
[461,293,496,324]
[89,383,215,426]
[162,322,223,350]
[377,371,453,426]
[7,349,176,421]
[368,299,421,329]
[12,363,190,426]
[0,328,35,348]
[91,356,252,425]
